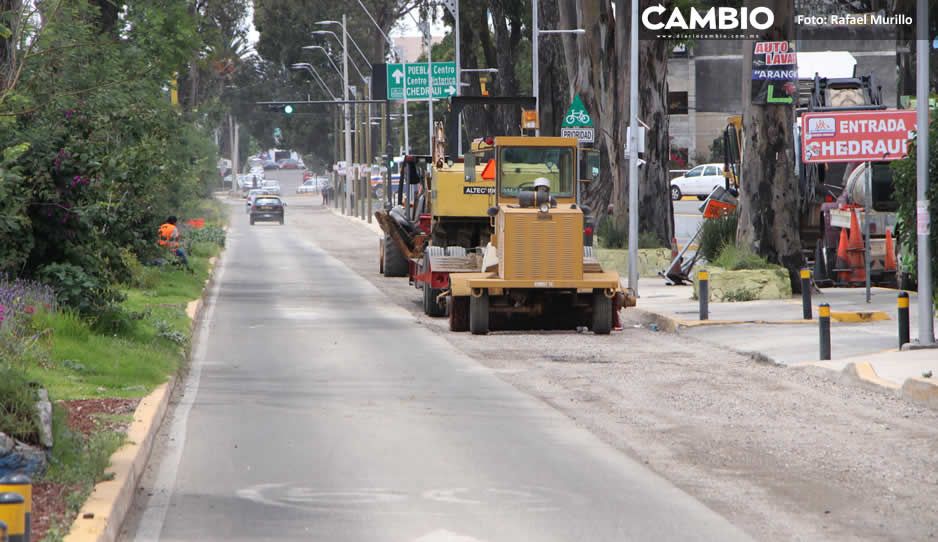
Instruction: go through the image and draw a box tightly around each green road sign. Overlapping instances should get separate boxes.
[561,95,593,128]
[386,62,458,101]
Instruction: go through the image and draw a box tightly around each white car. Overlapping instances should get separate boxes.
[670,163,728,201]
[296,179,319,193]
[261,181,281,195]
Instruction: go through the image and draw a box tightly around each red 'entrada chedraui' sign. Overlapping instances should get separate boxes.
[801,110,917,163]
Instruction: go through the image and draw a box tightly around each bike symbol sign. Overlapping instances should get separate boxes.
[561,95,594,143]
[561,95,593,128]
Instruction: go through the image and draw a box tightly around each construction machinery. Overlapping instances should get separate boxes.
[375,97,536,317]
[794,70,900,287]
[446,135,631,335]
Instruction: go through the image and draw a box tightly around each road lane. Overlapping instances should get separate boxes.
[121,190,748,541]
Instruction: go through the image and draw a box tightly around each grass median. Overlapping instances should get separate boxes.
[1,199,229,541]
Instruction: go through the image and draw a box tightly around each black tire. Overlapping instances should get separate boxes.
[469,292,489,335]
[670,186,681,201]
[279,216,285,225]
[448,297,469,332]
[250,216,255,225]
[697,195,708,201]
[382,235,408,277]
[591,290,612,335]
[422,256,446,317]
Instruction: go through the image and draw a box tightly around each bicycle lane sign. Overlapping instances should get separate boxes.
[561,95,594,143]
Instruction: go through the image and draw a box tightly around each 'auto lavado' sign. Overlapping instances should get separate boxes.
[800,110,917,163]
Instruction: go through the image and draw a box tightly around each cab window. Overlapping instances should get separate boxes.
[498,146,573,198]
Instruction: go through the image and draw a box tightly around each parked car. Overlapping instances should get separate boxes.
[278,158,302,170]
[261,181,281,195]
[250,196,285,225]
[296,179,318,194]
[670,163,728,201]
[262,160,280,170]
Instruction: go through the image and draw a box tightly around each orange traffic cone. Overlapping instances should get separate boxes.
[846,209,866,285]
[884,228,897,273]
[833,228,851,284]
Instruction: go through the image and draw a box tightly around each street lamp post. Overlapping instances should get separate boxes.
[915,0,934,345]
[627,0,640,295]
[532,1,585,136]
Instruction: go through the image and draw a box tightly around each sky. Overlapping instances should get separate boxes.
[244,2,449,50]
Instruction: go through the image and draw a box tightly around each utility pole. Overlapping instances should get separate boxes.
[915,0,934,345]
[532,0,539,136]
[425,2,433,156]
[343,14,353,216]
[627,0,640,295]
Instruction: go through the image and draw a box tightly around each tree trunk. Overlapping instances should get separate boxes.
[558,0,621,220]
[737,0,803,284]
[638,34,673,246]
[489,0,524,136]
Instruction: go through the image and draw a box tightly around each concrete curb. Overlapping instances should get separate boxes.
[840,361,900,391]
[900,377,938,409]
[633,307,890,330]
[62,253,222,542]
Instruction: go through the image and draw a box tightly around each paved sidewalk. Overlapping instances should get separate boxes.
[632,279,938,406]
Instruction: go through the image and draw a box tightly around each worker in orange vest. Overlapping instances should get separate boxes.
[158,216,191,269]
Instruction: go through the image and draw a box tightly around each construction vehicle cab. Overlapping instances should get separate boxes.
[447,136,627,335]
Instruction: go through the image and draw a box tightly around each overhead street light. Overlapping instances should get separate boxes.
[290,62,338,100]
[301,45,345,81]
[532,1,585,136]
[312,29,372,70]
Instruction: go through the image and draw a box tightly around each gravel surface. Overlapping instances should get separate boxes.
[293,204,938,541]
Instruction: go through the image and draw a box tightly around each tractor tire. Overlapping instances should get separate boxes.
[469,292,490,335]
[448,297,469,332]
[422,256,446,317]
[382,235,408,277]
[591,290,613,335]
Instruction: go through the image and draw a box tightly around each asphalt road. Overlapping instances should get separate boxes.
[120,170,747,541]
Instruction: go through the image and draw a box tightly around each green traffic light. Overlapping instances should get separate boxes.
[284,104,294,115]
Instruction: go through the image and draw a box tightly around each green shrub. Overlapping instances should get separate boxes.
[0,367,40,444]
[699,211,738,262]
[713,243,775,270]
[38,263,125,320]
[185,225,226,248]
[892,107,938,308]
[119,249,160,290]
[596,216,627,249]
[638,231,665,249]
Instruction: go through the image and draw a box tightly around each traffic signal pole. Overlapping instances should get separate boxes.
[343,14,353,216]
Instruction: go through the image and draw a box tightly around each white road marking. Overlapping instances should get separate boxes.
[131,242,229,542]
[413,530,488,542]
[421,488,481,505]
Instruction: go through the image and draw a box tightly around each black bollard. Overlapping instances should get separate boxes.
[819,303,831,360]
[698,270,709,321]
[801,269,813,320]
[898,291,910,349]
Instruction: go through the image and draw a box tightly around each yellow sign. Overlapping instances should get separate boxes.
[170,73,179,106]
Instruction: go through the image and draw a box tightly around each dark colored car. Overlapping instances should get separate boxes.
[262,160,280,170]
[278,159,301,169]
[250,196,285,225]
